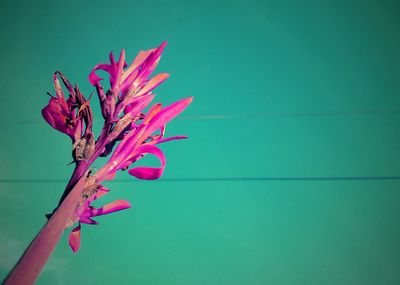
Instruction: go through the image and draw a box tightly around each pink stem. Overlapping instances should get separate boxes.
[3,176,86,285]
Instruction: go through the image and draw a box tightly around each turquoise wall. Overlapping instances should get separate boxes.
[0,0,399,284]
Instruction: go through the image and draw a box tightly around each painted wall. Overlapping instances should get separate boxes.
[0,0,399,284]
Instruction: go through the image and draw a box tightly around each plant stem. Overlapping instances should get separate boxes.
[2,176,86,285]
[3,116,114,285]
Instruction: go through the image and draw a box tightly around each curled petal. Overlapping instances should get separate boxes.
[68,225,81,253]
[129,167,163,180]
[128,145,166,180]
[88,63,115,87]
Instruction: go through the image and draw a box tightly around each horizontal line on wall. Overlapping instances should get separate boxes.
[0,176,400,183]
[1,110,399,125]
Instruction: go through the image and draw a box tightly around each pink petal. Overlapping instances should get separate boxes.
[128,145,166,180]
[88,67,103,86]
[53,73,65,100]
[123,94,155,117]
[95,185,110,199]
[129,167,164,180]
[79,217,98,225]
[136,73,169,97]
[68,225,81,253]
[92,200,131,216]
[143,103,162,124]
[88,64,114,86]
[113,49,126,91]
[136,42,167,81]
[123,49,155,80]
[140,97,193,143]
[41,104,56,127]
[157,135,188,144]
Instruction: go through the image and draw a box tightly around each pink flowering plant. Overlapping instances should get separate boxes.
[4,42,192,284]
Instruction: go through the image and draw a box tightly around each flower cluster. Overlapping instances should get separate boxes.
[42,42,192,252]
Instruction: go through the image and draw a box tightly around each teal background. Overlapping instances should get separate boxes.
[1,0,400,284]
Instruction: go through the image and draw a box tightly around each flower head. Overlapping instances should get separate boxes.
[43,42,192,253]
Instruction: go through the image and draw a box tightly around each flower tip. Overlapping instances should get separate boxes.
[89,70,103,86]
[156,41,167,54]
[109,51,116,63]
[124,200,132,209]
[181,96,194,107]
[119,49,126,61]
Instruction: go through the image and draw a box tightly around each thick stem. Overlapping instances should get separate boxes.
[51,122,112,214]
[2,176,86,285]
[57,160,88,206]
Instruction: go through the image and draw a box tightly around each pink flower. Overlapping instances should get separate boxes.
[42,42,192,253]
[68,185,131,253]
[41,72,83,140]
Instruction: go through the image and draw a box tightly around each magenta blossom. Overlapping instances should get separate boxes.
[4,42,192,285]
[41,72,83,140]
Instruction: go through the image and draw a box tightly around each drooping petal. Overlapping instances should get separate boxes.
[129,167,164,180]
[68,225,81,253]
[91,200,131,216]
[128,145,166,180]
